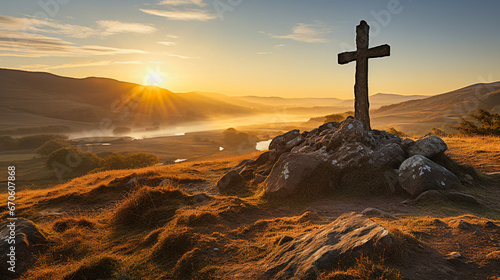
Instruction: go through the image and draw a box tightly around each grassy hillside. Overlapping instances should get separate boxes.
[1,136,499,279]
[371,82,500,135]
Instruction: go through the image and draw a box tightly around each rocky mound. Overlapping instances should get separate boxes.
[263,212,458,280]
[264,213,393,279]
[217,117,472,198]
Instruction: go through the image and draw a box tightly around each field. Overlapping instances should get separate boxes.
[0,121,313,190]
[444,136,500,173]
[1,134,499,279]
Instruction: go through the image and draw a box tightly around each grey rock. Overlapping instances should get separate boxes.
[328,118,368,151]
[484,221,499,229]
[414,190,450,203]
[239,167,255,180]
[398,155,462,197]
[445,191,481,206]
[407,136,447,158]
[361,207,395,220]
[432,219,448,227]
[401,138,415,149]
[446,252,466,265]
[463,174,474,185]
[457,220,477,231]
[0,219,47,276]
[231,159,254,173]
[368,143,406,168]
[269,130,304,153]
[318,121,340,132]
[264,153,331,198]
[216,170,244,193]
[265,213,393,279]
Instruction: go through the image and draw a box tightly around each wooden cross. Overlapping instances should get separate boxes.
[338,20,390,131]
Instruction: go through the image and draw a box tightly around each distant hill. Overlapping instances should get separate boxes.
[371,82,500,135]
[193,92,427,117]
[3,68,493,137]
[0,68,253,133]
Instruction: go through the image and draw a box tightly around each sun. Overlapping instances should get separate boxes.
[144,71,164,86]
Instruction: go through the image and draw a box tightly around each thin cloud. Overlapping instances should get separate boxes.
[257,52,273,55]
[158,41,176,46]
[0,31,149,57]
[158,0,206,6]
[114,61,144,65]
[0,15,95,38]
[97,20,157,36]
[165,52,194,59]
[140,8,216,21]
[0,15,157,38]
[263,22,333,43]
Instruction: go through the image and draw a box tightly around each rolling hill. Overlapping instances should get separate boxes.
[3,68,497,137]
[371,82,500,135]
[0,68,254,133]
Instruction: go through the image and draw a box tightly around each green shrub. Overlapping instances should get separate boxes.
[36,138,71,156]
[426,127,448,137]
[0,134,67,150]
[454,109,500,135]
[46,147,100,175]
[17,134,68,149]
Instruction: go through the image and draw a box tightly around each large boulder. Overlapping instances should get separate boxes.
[265,213,393,279]
[328,117,368,150]
[269,129,304,154]
[398,155,462,197]
[0,219,47,277]
[216,170,244,194]
[407,136,447,158]
[263,153,334,198]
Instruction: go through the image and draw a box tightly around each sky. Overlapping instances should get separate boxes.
[0,0,499,99]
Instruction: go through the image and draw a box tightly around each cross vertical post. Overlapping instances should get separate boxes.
[338,20,390,131]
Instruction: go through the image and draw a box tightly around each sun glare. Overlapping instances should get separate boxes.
[144,71,164,86]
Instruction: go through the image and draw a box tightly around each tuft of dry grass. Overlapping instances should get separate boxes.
[52,217,97,233]
[317,255,402,280]
[62,256,119,280]
[111,186,190,230]
[150,226,198,266]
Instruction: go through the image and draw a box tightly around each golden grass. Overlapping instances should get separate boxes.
[443,135,500,173]
[4,140,500,279]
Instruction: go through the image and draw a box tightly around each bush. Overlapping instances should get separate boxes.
[425,127,448,137]
[387,127,408,138]
[36,138,71,156]
[0,134,67,150]
[46,147,100,175]
[96,152,159,171]
[17,134,68,149]
[454,109,500,136]
[223,128,257,151]
[324,114,345,123]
